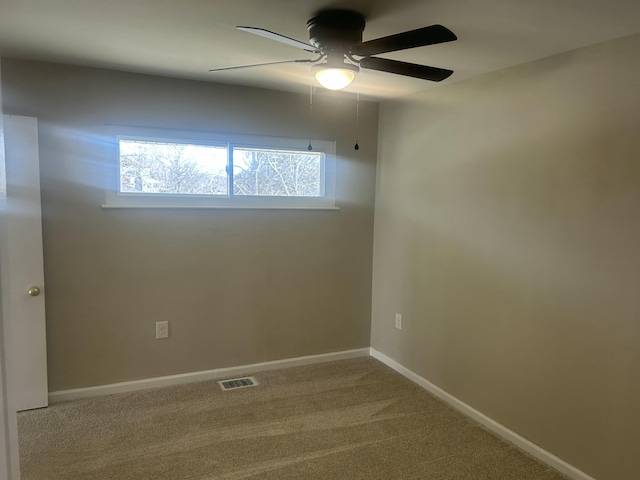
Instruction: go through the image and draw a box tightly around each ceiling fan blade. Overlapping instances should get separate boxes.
[351,25,457,56]
[209,59,315,73]
[237,26,318,53]
[359,57,453,82]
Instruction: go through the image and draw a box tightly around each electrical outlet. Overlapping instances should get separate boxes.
[395,313,403,330]
[156,321,169,339]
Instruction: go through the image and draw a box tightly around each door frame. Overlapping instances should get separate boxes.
[0,94,21,479]
[0,297,20,480]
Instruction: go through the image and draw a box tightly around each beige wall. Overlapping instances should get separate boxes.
[372,34,640,480]
[1,59,378,391]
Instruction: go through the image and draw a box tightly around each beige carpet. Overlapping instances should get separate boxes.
[19,357,567,479]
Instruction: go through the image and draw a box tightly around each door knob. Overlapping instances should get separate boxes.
[28,286,41,297]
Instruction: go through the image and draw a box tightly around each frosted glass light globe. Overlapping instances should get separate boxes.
[313,62,359,90]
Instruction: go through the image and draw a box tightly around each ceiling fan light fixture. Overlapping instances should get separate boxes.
[312,62,359,90]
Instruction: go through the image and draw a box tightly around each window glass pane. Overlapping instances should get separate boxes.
[119,140,228,195]
[232,148,322,197]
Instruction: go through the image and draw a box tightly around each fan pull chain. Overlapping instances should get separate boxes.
[307,81,314,151]
[354,86,360,151]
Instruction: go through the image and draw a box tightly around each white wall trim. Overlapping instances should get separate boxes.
[49,348,370,404]
[370,348,597,480]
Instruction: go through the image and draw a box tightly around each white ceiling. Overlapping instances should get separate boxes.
[1,0,639,100]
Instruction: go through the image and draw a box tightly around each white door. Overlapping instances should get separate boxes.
[1,114,48,411]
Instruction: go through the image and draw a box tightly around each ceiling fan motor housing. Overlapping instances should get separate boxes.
[307,10,365,51]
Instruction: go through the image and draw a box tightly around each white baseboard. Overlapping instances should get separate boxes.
[370,349,597,480]
[49,348,370,404]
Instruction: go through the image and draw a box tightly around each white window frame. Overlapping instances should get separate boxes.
[103,127,337,210]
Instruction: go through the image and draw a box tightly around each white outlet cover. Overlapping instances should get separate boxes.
[395,313,403,330]
[156,321,169,339]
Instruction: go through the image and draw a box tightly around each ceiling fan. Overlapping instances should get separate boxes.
[210,9,457,91]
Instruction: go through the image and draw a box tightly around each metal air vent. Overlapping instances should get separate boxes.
[218,376,259,391]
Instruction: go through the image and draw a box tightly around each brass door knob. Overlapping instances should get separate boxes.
[28,286,41,297]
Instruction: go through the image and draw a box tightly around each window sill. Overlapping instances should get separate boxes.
[101,204,340,211]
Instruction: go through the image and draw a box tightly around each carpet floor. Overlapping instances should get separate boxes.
[18,357,568,479]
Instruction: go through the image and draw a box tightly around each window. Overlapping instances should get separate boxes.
[120,140,228,196]
[105,131,336,209]
[232,147,322,197]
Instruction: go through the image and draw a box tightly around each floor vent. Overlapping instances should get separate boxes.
[218,376,259,391]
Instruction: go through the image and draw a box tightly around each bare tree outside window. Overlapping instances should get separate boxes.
[117,139,328,205]
[233,148,322,197]
[120,140,228,195]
